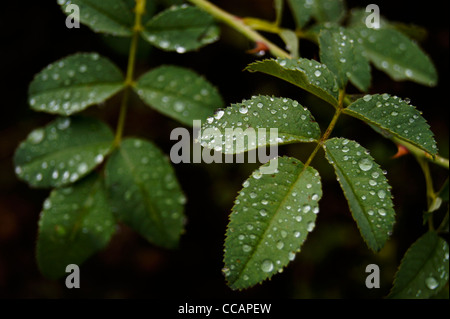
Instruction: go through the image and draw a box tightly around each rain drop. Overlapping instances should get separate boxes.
[29,129,45,144]
[425,277,439,290]
[242,244,252,252]
[363,95,372,102]
[261,259,274,273]
[358,158,373,171]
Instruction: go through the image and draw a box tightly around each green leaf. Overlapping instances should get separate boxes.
[246,58,340,107]
[348,7,388,29]
[14,117,114,188]
[287,0,314,29]
[142,5,219,52]
[323,138,395,251]
[348,8,428,42]
[105,138,186,248]
[352,27,437,86]
[346,29,371,92]
[389,231,449,299]
[344,94,438,156]
[319,27,354,89]
[29,53,125,116]
[312,0,346,24]
[37,174,116,279]
[438,178,449,203]
[199,95,320,154]
[58,0,134,36]
[134,65,224,126]
[279,29,299,58]
[223,157,322,290]
[274,0,284,26]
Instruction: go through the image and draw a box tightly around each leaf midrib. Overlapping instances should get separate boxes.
[118,144,167,241]
[30,82,125,96]
[230,159,313,287]
[326,149,381,250]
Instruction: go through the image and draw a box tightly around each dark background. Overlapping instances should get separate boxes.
[0,0,448,298]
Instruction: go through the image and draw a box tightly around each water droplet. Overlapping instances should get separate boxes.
[425,277,439,290]
[303,205,311,213]
[242,180,250,188]
[57,118,71,130]
[311,194,319,201]
[242,244,252,252]
[358,158,373,171]
[253,171,262,179]
[79,65,87,73]
[259,209,267,217]
[276,241,284,250]
[29,129,45,144]
[176,46,186,54]
[306,221,315,232]
[288,252,296,261]
[377,190,386,199]
[314,70,322,77]
[214,109,224,120]
[239,106,248,114]
[261,259,274,273]
[294,231,301,238]
[405,69,413,78]
[77,163,88,174]
[369,179,377,186]
[378,208,386,216]
[174,102,185,112]
[222,267,231,277]
[363,95,372,102]
[43,199,52,210]
[95,154,104,164]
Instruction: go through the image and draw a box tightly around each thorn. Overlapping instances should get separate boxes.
[247,41,269,56]
[392,144,410,159]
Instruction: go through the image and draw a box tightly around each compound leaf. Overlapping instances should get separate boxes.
[105,138,186,248]
[58,0,134,36]
[344,94,438,156]
[199,95,320,154]
[246,58,339,108]
[324,138,395,251]
[142,5,219,52]
[224,156,322,290]
[29,53,125,116]
[14,117,114,188]
[135,65,224,126]
[37,173,116,279]
[352,27,437,86]
[389,231,449,299]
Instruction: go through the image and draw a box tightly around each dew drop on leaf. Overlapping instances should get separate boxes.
[425,277,439,290]
[261,259,274,273]
[358,158,373,171]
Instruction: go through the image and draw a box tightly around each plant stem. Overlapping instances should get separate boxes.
[416,156,436,230]
[114,0,145,147]
[391,137,449,170]
[187,0,291,58]
[304,90,345,168]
